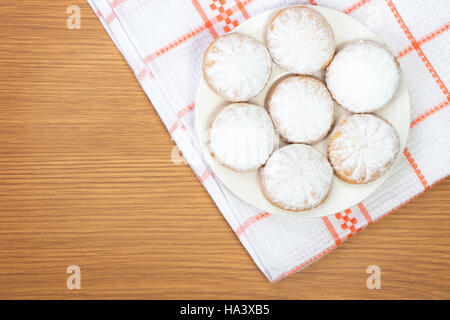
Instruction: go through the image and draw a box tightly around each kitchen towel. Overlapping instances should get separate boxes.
[87,0,450,282]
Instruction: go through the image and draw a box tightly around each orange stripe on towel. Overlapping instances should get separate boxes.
[397,22,450,59]
[357,202,373,224]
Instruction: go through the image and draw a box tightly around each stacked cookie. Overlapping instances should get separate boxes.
[203,6,401,212]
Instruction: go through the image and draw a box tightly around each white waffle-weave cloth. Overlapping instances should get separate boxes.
[87,0,450,282]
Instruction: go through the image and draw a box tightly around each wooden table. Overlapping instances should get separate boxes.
[0,1,448,299]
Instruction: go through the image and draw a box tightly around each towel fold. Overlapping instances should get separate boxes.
[87,0,450,282]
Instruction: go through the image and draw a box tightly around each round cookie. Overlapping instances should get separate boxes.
[328,114,400,184]
[261,144,333,211]
[209,103,276,172]
[266,6,335,74]
[325,40,400,113]
[267,75,335,144]
[203,33,272,102]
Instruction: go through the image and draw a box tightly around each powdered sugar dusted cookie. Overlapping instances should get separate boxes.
[209,103,276,172]
[328,114,400,184]
[267,75,335,144]
[261,144,333,211]
[326,41,400,113]
[266,6,335,74]
[203,33,272,102]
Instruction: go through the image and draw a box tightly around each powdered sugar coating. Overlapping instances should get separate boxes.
[328,114,400,184]
[210,103,276,171]
[261,144,333,211]
[203,33,272,102]
[326,41,400,113]
[266,6,335,74]
[268,76,334,144]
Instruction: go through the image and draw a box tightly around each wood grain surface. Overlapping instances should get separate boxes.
[0,1,448,299]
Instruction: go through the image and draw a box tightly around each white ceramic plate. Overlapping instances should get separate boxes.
[195,5,410,218]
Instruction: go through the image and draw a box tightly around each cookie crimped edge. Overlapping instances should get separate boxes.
[202,33,273,102]
[259,145,333,212]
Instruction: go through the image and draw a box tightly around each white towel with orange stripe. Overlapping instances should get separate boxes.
[88,0,450,282]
